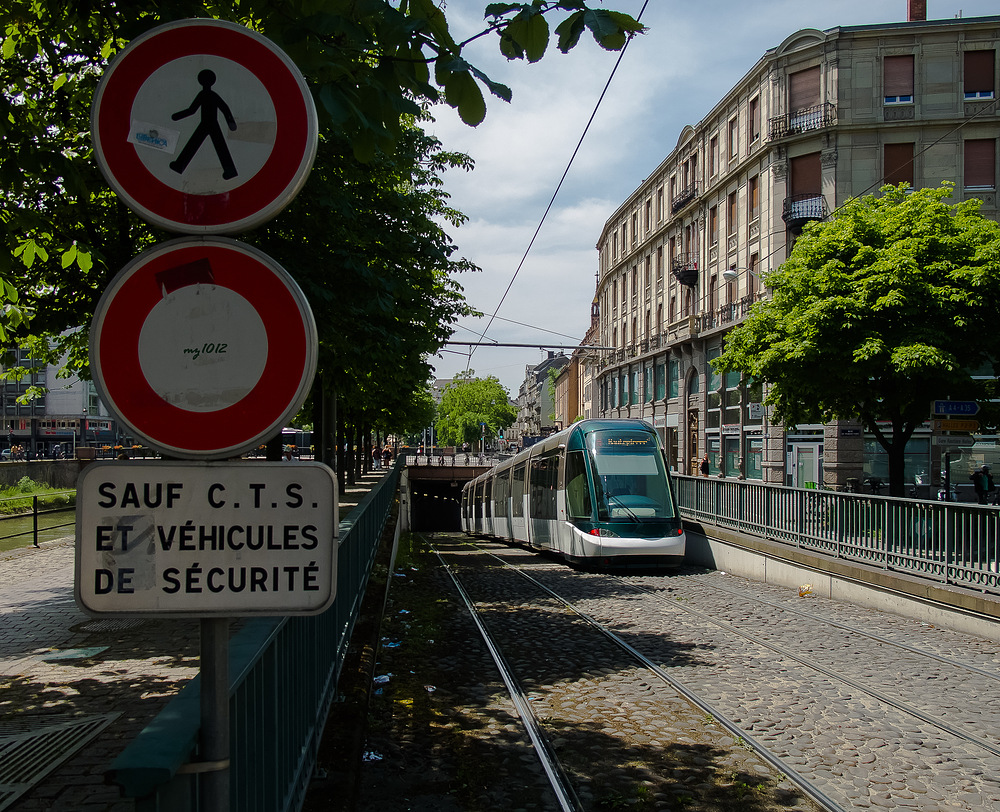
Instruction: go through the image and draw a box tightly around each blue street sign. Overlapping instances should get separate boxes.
[931,400,980,416]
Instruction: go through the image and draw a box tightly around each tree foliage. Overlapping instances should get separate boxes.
[435,372,516,447]
[0,0,642,438]
[715,183,1000,495]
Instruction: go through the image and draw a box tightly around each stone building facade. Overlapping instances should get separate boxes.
[593,11,1000,487]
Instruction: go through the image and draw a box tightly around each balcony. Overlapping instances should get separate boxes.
[768,103,836,140]
[671,183,698,214]
[782,194,828,233]
[698,296,757,332]
[671,253,698,287]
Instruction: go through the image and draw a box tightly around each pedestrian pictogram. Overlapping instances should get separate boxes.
[90,237,318,460]
[169,68,239,180]
[91,19,318,234]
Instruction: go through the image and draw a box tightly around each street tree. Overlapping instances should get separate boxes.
[0,0,642,463]
[0,1,644,344]
[714,183,1000,496]
[435,373,516,449]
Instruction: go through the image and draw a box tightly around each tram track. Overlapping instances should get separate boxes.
[622,573,1000,682]
[448,535,1000,811]
[610,577,1000,758]
[429,535,837,812]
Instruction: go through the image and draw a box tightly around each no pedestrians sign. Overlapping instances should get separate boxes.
[91,18,318,234]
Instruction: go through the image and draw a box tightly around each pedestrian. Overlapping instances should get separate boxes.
[700,453,710,477]
[382,446,392,467]
[372,446,380,470]
[970,464,994,504]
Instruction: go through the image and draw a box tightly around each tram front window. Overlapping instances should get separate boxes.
[587,430,674,520]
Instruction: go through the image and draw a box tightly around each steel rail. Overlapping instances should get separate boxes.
[430,545,583,812]
[613,576,1000,758]
[462,539,848,812]
[636,574,1000,682]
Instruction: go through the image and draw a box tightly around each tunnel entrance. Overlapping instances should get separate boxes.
[409,478,463,531]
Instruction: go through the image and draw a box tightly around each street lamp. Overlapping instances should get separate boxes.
[722,266,759,284]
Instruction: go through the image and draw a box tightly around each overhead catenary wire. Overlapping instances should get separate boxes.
[461,1,651,373]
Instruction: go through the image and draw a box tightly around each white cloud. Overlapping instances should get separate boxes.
[429,0,1000,396]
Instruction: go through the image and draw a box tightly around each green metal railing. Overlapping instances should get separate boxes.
[676,474,1000,595]
[110,460,400,811]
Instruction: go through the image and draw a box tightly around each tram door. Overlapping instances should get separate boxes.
[687,410,699,476]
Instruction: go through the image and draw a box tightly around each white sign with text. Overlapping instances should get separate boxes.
[75,461,337,617]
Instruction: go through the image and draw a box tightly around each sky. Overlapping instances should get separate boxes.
[426,0,1000,398]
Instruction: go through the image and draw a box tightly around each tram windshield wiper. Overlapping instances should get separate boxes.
[605,493,641,523]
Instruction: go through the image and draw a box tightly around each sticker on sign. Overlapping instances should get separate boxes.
[75,461,337,617]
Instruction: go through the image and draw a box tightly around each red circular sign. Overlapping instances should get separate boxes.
[92,19,318,234]
[90,238,317,459]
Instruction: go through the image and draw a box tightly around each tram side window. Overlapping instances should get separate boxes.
[529,454,559,520]
[565,451,592,520]
[474,482,484,519]
[512,463,526,517]
[484,479,493,518]
[494,471,509,516]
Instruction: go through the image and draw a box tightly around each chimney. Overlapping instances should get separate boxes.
[908,0,926,21]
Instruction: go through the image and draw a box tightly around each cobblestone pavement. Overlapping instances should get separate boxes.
[0,470,383,812]
[421,535,1000,812]
[348,534,823,812]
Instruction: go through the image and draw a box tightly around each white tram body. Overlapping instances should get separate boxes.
[461,419,685,568]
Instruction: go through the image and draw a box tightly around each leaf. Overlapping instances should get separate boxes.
[505,11,549,63]
[583,9,644,51]
[555,11,586,53]
[443,70,486,126]
[61,245,77,269]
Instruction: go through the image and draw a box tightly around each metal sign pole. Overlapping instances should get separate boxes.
[200,617,231,810]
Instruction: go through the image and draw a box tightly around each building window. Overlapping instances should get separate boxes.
[884,142,915,187]
[644,366,653,403]
[630,369,640,405]
[964,50,995,100]
[669,295,676,322]
[656,303,662,330]
[883,55,914,104]
[655,362,666,400]
[748,252,759,297]
[727,190,738,236]
[656,246,663,280]
[645,256,651,289]
[748,96,760,145]
[709,206,718,245]
[631,212,638,247]
[965,139,996,189]
[728,118,738,160]
[656,188,664,221]
[748,175,759,222]
[668,359,679,399]
[710,135,719,176]
[645,199,652,230]
[612,232,618,258]
[789,65,821,113]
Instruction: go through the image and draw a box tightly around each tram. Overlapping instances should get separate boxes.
[461,419,685,568]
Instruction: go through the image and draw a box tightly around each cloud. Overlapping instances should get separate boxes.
[429,0,1000,395]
